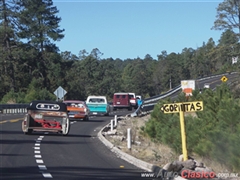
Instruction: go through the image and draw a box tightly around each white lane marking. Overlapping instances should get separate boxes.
[42,173,52,178]
[36,159,44,163]
[38,165,47,170]
[34,135,53,178]
[35,155,42,158]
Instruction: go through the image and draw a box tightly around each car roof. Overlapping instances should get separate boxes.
[28,100,67,111]
[114,92,129,95]
[87,96,106,99]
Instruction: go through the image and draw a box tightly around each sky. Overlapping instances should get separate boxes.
[52,0,224,60]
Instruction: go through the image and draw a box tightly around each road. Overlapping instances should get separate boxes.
[169,72,239,100]
[0,112,152,180]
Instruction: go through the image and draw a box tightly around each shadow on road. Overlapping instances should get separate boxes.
[0,166,151,180]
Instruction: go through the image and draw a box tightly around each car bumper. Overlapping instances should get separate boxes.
[89,111,108,116]
[68,113,87,119]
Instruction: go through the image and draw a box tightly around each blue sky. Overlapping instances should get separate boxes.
[53,0,223,60]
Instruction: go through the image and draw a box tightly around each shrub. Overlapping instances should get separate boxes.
[144,83,240,171]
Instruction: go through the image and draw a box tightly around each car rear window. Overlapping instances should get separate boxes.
[114,94,128,99]
[89,98,105,103]
[65,102,84,108]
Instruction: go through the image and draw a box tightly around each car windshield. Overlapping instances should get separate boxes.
[65,102,85,108]
[89,98,105,103]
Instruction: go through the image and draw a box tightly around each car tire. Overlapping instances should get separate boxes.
[83,116,89,121]
[25,129,33,135]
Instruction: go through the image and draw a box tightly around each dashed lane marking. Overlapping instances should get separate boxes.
[36,159,44,163]
[38,165,47,170]
[34,134,53,178]
[35,155,42,158]
[42,172,53,178]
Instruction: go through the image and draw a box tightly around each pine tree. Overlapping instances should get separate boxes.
[0,0,20,93]
[16,0,64,87]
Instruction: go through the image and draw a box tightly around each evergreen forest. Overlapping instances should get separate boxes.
[1,0,240,172]
[1,0,240,103]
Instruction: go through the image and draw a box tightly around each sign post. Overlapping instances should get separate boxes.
[161,101,203,161]
[54,86,67,101]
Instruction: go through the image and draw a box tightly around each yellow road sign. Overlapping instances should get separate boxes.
[161,101,203,114]
[221,76,228,82]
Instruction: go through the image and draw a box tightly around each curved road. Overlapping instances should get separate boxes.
[1,73,239,180]
[169,72,239,100]
[0,112,151,180]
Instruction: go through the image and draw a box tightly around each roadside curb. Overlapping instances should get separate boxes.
[97,115,187,180]
[97,117,153,172]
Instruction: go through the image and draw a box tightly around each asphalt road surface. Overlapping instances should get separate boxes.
[0,111,153,180]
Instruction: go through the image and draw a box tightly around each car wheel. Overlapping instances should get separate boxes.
[83,116,89,121]
[25,129,33,135]
[62,118,70,136]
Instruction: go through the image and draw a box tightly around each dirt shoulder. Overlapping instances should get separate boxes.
[103,114,240,179]
[104,114,177,167]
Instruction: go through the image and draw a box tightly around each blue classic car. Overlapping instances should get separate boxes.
[85,96,110,116]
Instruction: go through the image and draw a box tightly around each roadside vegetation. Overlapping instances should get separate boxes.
[144,83,240,172]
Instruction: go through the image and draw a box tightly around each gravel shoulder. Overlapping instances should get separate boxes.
[103,113,240,180]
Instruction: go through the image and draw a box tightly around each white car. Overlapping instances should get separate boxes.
[204,83,210,89]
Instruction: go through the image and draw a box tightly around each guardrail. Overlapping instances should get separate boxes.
[132,72,239,116]
[0,104,29,114]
